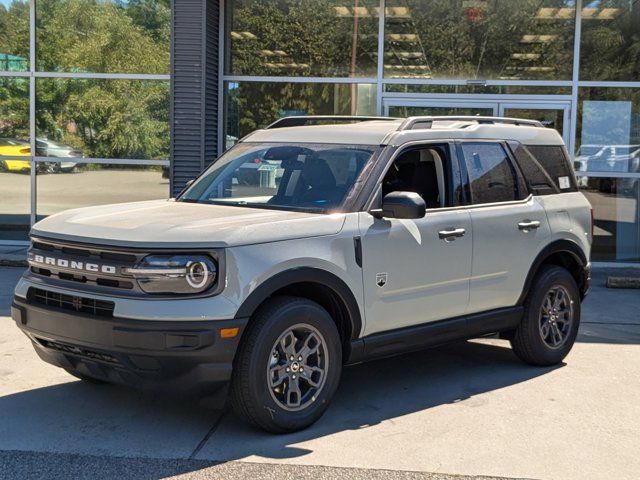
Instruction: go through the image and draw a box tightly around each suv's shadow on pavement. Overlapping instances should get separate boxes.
[0,338,561,478]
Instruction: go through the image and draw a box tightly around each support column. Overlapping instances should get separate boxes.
[170,0,220,196]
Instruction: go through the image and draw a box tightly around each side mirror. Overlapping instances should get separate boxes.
[371,191,426,219]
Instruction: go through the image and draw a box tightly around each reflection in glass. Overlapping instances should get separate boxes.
[580,1,640,81]
[384,84,573,95]
[225,0,379,77]
[578,178,640,262]
[503,108,565,135]
[388,105,494,117]
[36,79,170,160]
[0,0,29,71]
[0,77,30,240]
[575,88,640,175]
[36,0,170,74]
[383,0,575,80]
[36,163,169,218]
[225,82,376,142]
[0,165,30,241]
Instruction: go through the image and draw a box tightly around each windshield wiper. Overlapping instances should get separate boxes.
[203,200,326,214]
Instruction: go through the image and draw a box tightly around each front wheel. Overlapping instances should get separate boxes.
[230,296,342,433]
[511,265,581,366]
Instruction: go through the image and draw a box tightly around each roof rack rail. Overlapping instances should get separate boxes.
[398,116,544,131]
[266,115,398,129]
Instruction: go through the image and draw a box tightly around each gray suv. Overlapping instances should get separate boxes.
[11,116,592,433]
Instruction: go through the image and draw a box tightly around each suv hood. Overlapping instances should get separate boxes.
[31,200,347,248]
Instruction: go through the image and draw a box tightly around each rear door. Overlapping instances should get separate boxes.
[458,141,551,314]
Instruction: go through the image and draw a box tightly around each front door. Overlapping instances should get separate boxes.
[358,142,473,336]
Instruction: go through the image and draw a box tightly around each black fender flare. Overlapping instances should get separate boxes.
[234,267,363,340]
[518,239,589,305]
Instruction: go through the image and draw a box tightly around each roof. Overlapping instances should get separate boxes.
[241,117,565,147]
[244,120,404,146]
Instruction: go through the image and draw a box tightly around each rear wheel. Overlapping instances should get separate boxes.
[230,296,342,433]
[511,265,580,366]
[0,160,7,172]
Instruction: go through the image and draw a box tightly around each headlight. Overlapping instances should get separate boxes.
[125,255,217,294]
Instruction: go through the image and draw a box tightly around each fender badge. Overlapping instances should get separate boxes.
[376,273,388,288]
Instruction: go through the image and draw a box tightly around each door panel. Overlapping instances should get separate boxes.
[466,197,551,314]
[358,209,472,335]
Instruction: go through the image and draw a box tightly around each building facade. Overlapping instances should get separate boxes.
[1,0,639,266]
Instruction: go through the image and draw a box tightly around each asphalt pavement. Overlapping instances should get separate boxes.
[0,266,639,480]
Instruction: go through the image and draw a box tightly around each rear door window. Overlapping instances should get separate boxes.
[460,142,520,204]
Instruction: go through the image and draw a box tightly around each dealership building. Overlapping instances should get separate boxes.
[0,0,639,266]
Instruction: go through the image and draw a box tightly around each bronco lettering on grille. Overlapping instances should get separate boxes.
[31,254,117,275]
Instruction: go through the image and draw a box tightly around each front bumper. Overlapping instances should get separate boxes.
[11,296,248,396]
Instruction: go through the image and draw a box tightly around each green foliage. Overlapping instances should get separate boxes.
[0,0,170,159]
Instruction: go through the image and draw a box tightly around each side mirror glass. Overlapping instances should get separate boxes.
[371,191,426,219]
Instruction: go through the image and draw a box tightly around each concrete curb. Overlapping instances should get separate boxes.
[606,276,640,289]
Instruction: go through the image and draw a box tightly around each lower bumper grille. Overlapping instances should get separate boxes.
[35,337,120,364]
[27,287,115,318]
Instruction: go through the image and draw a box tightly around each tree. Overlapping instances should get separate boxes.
[0,0,170,159]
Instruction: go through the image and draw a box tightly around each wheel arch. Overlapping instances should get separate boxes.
[234,267,363,360]
[518,239,589,305]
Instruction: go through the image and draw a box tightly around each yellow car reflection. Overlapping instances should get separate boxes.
[0,138,31,173]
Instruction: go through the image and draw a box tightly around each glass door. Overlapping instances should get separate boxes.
[383,98,571,147]
[385,100,497,118]
[498,103,570,146]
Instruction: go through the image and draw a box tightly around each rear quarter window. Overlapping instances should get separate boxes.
[524,145,578,192]
[509,142,559,196]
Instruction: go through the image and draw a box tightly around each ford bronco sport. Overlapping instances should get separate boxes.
[11,116,592,433]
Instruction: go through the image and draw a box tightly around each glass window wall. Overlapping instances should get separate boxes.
[225,0,379,77]
[580,0,640,82]
[0,77,30,240]
[575,87,640,263]
[36,0,170,74]
[0,0,29,71]
[1,0,170,243]
[36,163,169,218]
[383,0,576,80]
[226,81,377,141]
[36,79,170,160]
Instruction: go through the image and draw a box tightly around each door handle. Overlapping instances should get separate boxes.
[518,220,541,231]
[438,228,466,240]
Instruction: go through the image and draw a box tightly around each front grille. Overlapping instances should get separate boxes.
[28,287,115,318]
[29,237,141,292]
[35,337,119,364]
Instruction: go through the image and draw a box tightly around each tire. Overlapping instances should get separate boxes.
[511,265,581,366]
[64,368,107,384]
[230,296,342,433]
[0,160,6,172]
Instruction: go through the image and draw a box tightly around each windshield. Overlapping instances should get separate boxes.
[179,142,378,213]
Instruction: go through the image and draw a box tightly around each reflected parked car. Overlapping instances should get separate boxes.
[574,144,640,194]
[35,138,83,173]
[0,138,31,173]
